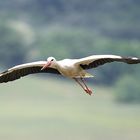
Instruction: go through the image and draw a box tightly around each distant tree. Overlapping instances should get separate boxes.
[115,74,140,103]
[0,21,27,67]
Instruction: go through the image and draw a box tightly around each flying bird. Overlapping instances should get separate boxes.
[0,55,140,95]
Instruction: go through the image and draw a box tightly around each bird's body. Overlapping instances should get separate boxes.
[56,59,90,78]
[0,55,140,95]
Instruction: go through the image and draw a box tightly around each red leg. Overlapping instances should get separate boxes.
[80,78,92,95]
[74,78,85,91]
[74,78,92,95]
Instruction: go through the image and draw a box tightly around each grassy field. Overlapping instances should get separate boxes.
[0,76,140,140]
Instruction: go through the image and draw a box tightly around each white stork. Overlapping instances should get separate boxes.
[0,55,140,95]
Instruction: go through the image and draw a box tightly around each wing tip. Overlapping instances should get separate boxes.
[123,57,140,64]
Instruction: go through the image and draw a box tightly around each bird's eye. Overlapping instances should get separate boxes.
[51,59,54,61]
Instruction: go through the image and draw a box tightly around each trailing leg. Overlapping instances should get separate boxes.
[74,78,92,95]
[80,78,92,95]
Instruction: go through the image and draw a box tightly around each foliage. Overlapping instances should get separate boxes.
[1,0,140,39]
[0,21,28,67]
[115,74,140,103]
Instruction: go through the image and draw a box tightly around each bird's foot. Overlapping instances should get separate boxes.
[84,88,92,95]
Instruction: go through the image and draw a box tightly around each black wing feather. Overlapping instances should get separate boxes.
[0,66,61,83]
[80,57,140,70]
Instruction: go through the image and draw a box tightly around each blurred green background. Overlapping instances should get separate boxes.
[0,0,140,140]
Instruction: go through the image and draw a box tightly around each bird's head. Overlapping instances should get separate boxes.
[41,57,56,71]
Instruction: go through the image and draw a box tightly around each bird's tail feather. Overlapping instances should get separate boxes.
[84,72,94,78]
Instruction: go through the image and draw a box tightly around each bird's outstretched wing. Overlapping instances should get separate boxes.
[74,55,140,70]
[0,61,61,83]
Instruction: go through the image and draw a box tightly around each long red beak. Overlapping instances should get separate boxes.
[41,61,51,71]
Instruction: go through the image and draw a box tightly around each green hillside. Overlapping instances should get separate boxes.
[0,77,140,140]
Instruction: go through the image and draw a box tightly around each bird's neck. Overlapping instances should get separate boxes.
[52,62,59,69]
